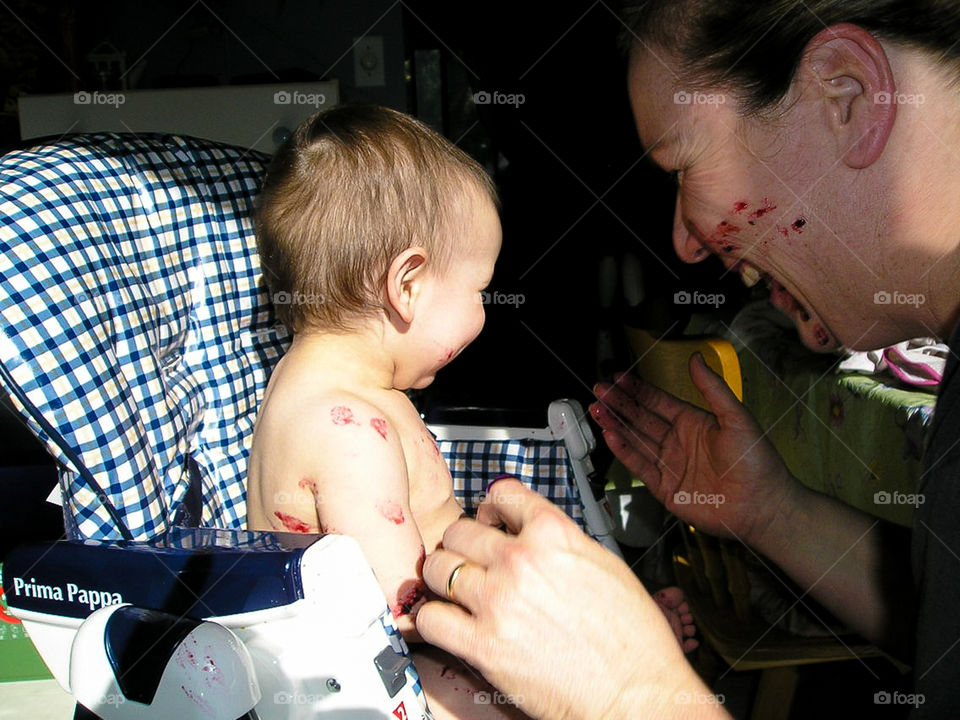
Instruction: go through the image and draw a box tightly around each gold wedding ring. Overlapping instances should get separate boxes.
[446,561,468,603]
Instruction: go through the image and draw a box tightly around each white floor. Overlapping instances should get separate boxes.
[0,680,75,720]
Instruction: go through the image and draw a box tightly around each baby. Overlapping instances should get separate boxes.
[247,104,523,718]
[246,105,694,718]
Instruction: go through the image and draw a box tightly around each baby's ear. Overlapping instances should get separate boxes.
[385,246,429,325]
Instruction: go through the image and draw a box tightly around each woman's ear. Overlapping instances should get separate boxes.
[385,246,429,325]
[800,23,897,169]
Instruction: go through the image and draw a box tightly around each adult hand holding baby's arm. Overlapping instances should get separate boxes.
[416,480,728,720]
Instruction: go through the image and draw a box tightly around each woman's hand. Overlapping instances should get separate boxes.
[416,480,726,720]
[591,354,796,546]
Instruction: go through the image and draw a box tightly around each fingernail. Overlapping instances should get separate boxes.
[486,474,514,492]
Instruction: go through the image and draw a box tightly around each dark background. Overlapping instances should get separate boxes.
[0,0,746,550]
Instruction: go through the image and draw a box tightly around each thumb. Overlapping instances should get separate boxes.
[688,352,743,421]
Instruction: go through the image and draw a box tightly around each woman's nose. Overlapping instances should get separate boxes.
[672,193,709,264]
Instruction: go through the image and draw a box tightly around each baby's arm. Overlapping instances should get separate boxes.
[261,397,428,640]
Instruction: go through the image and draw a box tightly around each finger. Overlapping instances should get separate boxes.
[589,401,662,467]
[442,518,515,569]
[416,599,481,662]
[422,548,468,597]
[689,353,743,421]
[606,370,692,425]
[475,478,567,535]
[593,381,672,445]
[600,428,664,494]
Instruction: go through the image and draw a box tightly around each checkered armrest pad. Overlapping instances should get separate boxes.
[440,439,585,528]
[0,133,290,540]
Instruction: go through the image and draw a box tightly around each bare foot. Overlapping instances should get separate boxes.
[653,586,699,653]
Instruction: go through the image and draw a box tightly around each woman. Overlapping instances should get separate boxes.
[415,2,960,718]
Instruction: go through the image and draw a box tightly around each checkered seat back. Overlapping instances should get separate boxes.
[0,133,289,540]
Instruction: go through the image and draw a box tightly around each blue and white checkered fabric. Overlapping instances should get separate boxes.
[441,439,584,528]
[0,132,584,542]
[0,133,289,539]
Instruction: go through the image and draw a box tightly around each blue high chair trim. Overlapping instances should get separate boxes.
[0,133,290,540]
[1,527,314,620]
[440,439,585,528]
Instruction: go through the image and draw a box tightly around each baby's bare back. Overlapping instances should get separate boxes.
[247,350,463,634]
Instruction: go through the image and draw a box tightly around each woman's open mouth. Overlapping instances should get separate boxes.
[736,261,839,351]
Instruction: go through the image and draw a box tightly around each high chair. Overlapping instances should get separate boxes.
[618,327,885,720]
[0,132,618,718]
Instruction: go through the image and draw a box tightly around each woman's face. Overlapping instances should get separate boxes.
[627,48,890,352]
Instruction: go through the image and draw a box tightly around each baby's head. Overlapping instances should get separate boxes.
[255,104,500,338]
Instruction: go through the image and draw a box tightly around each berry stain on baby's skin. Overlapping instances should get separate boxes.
[273,511,315,533]
[370,417,388,440]
[330,405,360,426]
[392,579,425,617]
[378,501,405,524]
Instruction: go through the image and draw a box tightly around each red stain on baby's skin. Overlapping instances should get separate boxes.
[377,501,405,524]
[775,225,789,237]
[298,478,318,495]
[392,579,425,617]
[370,417,388,440]
[274,511,315,533]
[330,405,361,426]
[733,200,749,214]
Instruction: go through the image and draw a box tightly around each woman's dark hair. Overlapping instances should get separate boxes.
[619,0,960,114]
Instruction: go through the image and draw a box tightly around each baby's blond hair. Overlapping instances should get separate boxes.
[255,104,498,333]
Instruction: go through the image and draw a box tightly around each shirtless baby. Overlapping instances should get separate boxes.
[246,105,694,719]
[247,104,527,718]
